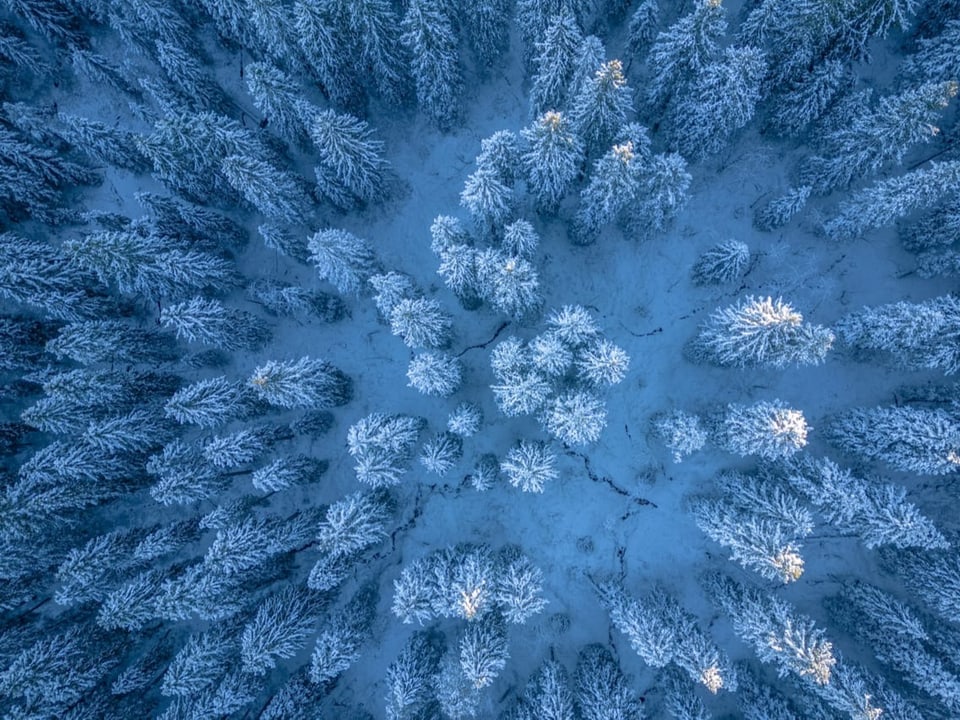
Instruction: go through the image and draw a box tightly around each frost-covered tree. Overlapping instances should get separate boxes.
[529,6,584,117]
[252,455,327,493]
[574,140,645,242]
[164,377,250,428]
[767,60,853,137]
[401,0,463,130]
[82,408,172,455]
[390,297,453,348]
[309,109,389,205]
[310,583,378,685]
[317,489,391,559]
[836,295,960,374]
[667,46,767,159]
[408,352,463,397]
[221,153,311,223]
[902,18,960,83]
[160,297,269,350]
[646,0,727,109]
[716,400,809,460]
[691,240,750,285]
[569,60,633,153]
[887,549,960,625]
[448,402,483,437]
[547,304,600,346]
[653,410,708,463]
[249,357,351,409]
[420,431,463,476]
[824,160,960,241]
[475,249,542,319]
[460,165,513,235]
[469,453,501,491]
[502,219,539,258]
[541,391,607,445]
[510,660,575,719]
[202,425,288,469]
[828,405,960,475]
[347,413,424,487]
[308,228,379,295]
[753,186,811,231]
[249,279,346,321]
[627,0,659,59]
[433,653,481,718]
[574,644,645,720]
[501,440,559,493]
[694,296,834,368]
[46,320,175,366]
[204,511,315,577]
[801,82,957,194]
[147,439,228,505]
[293,0,363,112]
[385,630,445,720]
[244,62,308,144]
[57,113,148,172]
[370,271,417,320]
[521,111,585,212]
[460,613,509,689]
[628,152,691,237]
[785,457,948,549]
[241,588,320,675]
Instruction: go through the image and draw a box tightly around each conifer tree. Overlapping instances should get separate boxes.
[654,410,708,463]
[164,377,250,428]
[390,297,453,348]
[574,140,645,242]
[419,431,463,475]
[252,455,327,493]
[347,413,424,488]
[244,62,309,144]
[667,46,767,159]
[293,0,364,112]
[221,153,312,223]
[385,630,445,720]
[310,583,378,685]
[459,613,509,689]
[308,228,380,295]
[309,109,390,206]
[627,0,660,59]
[339,0,411,106]
[716,400,809,460]
[574,644,645,720]
[569,60,633,153]
[401,0,463,131]
[691,239,750,284]
[241,588,321,676]
[249,357,351,409]
[694,296,834,368]
[317,490,391,558]
[160,297,270,351]
[475,248,543,319]
[460,165,514,235]
[521,111,585,212]
[408,352,463,397]
[461,0,511,66]
[628,151,691,237]
[501,440,558,493]
[767,60,853,137]
[46,320,175,366]
[529,6,584,118]
[753,186,811,231]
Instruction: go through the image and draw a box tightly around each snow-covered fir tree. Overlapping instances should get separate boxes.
[309,109,390,206]
[390,297,453,348]
[419,431,463,476]
[694,296,834,368]
[240,588,320,676]
[653,409,708,463]
[160,297,269,351]
[574,644,645,720]
[568,59,633,153]
[521,111,585,212]
[408,352,463,397]
[753,186,811,231]
[540,391,607,445]
[401,0,463,130]
[715,400,810,460]
[308,228,380,295]
[691,239,750,285]
[221,153,311,223]
[574,140,645,243]
[501,440,558,493]
[528,5,584,117]
[347,412,424,487]
[164,377,250,428]
[249,356,351,409]
[460,164,514,235]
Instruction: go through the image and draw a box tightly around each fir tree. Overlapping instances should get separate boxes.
[653,410,708,463]
[250,357,350,409]
[310,583,378,685]
[293,0,364,112]
[628,151,691,237]
[627,0,660,59]
[408,352,463,397]
[502,219,539,258]
[460,164,513,235]
[309,109,389,205]
[691,239,750,284]
[308,228,380,295]
[541,391,607,445]
[316,489,391,558]
[347,413,424,488]
[569,59,633,153]
[716,400,810,460]
[828,406,960,476]
[251,455,327,493]
[221,153,312,223]
[370,271,417,320]
[475,249,543,319]
[160,297,270,351]
[385,631,445,720]
[646,0,727,109]
[401,0,463,131]
[459,613,509,688]
[390,297,453,348]
[164,377,250,428]
[521,111,585,212]
[753,186,811,231]
[694,296,834,368]
[338,0,411,106]
[46,320,175,366]
[574,644,645,720]
[248,279,346,322]
[528,6,584,118]
[244,62,309,144]
[155,40,225,112]
[501,440,558,493]
[767,60,853,137]
[462,0,511,66]
[241,588,320,676]
[901,18,960,83]
[574,139,647,242]
[667,46,767,159]
[57,113,148,172]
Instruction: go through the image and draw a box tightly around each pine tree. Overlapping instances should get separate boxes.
[694,296,834,368]
[460,164,513,235]
[385,630,445,720]
[574,644,645,720]
[691,239,750,284]
[241,588,321,675]
[401,0,463,130]
[541,391,607,445]
[888,549,960,625]
[249,279,346,321]
[164,377,250,428]
[646,0,727,109]
[310,583,378,685]
[57,112,148,172]
[462,0,511,66]
[569,60,633,153]
[347,413,424,488]
[836,295,960,374]
[370,271,417,320]
[716,400,810,460]
[408,352,463,397]
[46,320,175,366]
[628,151,691,237]
[801,81,957,194]
[828,405,960,476]
[767,60,853,137]
[293,0,364,112]
[338,0,411,106]
[308,228,380,295]
[203,425,288,469]
[753,186,811,231]
[250,357,350,409]
[475,249,543,319]
[390,297,453,348]
[501,440,558,493]
[221,153,311,223]
[252,455,327,493]
[309,109,389,205]
[653,410,708,463]
[460,613,509,688]
[317,489,391,558]
[667,46,767,159]
[627,0,660,59]
[502,219,539,258]
[160,297,270,350]
[155,40,226,112]
[901,18,960,83]
[529,6,584,118]
[244,62,309,144]
[204,511,314,577]
[82,407,172,454]
[824,160,960,241]
[161,627,236,697]
[574,140,645,242]
[516,0,593,66]
[521,111,585,212]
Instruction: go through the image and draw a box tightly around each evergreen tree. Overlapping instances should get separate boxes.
[293,0,364,112]
[785,457,948,549]
[459,613,509,689]
[46,320,175,366]
[901,18,960,83]
[308,228,380,295]
[667,46,767,159]
[521,111,584,213]
[248,279,346,321]
[462,0,511,66]
[385,630,445,720]
[82,407,172,455]
[628,151,691,237]
[716,400,809,460]
[767,60,853,138]
[148,440,229,505]
[694,296,834,368]
[888,549,960,625]
[155,40,226,112]
[646,0,727,109]
[252,455,327,493]
[57,112,148,172]
[347,413,424,487]
[501,440,558,493]
[310,583,378,685]
[390,297,453,348]
[541,391,607,445]
[241,588,320,676]
[401,0,463,131]
[653,410,708,463]
[160,297,270,350]
[528,6,584,118]
[309,109,389,205]
[338,0,411,106]
[460,164,513,235]
[448,402,483,437]
[244,62,309,144]
[408,352,463,397]
[317,489,391,558]
[574,140,645,242]
[221,153,312,223]
[691,239,750,284]
[249,357,351,409]
[161,627,236,697]
[494,552,548,623]
[502,219,539,258]
[753,186,811,231]
[574,644,645,720]
[828,405,960,476]
[475,248,543,319]
[204,511,314,576]
[627,0,660,60]
[823,160,960,241]
[801,82,957,194]
[164,377,250,428]
[569,60,633,153]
